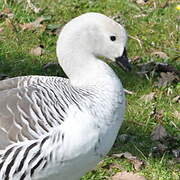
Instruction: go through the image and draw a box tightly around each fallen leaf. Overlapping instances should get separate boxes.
[150,143,168,157]
[150,108,163,122]
[151,124,168,141]
[140,92,155,103]
[0,8,14,19]
[172,96,180,103]
[154,72,179,87]
[112,152,143,171]
[19,16,49,31]
[112,171,146,180]
[101,162,123,171]
[151,51,168,59]
[173,111,180,120]
[29,46,43,56]
[109,163,123,170]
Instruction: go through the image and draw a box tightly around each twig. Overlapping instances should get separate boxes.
[128,35,143,48]
[124,88,135,95]
[170,121,179,130]
[133,144,147,160]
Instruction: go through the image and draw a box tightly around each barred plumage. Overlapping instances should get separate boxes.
[0,13,130,179]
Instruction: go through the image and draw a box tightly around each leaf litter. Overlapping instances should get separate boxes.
[151,124,168,141]
[112,171,146,180]
[112,152,144,171]
[151,51,168,59]
[154,72,179,87]
[29,46,44,56]
[150,107,164,123]
[19,16,50,31]
[140,92,155,103]
[150,124,180,159]
[137,61,180,76]
[0,8,14,19]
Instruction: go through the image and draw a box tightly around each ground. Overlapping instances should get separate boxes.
[0,0,179,180]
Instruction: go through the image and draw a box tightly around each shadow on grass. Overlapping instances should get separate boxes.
[0,53,66,78]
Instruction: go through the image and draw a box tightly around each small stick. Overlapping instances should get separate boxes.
[124,88,135,95]
[128,35,143,49]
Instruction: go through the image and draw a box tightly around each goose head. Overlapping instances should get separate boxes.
[56,13,131,81]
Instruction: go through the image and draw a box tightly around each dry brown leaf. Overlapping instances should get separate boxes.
[155,72,179,87]
[173,111,180,120]
[140,92,155,103]
[19,17,46,30]
[109,163,123,170]
[112,152,143,171]
[29,46,43,56]
[100,162,123,171]
[112,171,146,180]
[0,8,14,19]
[151,51,168,59]
[150,108,164,122]
[150,143,168,157]
[151,124,168,141]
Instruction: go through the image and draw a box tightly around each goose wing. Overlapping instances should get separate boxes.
[0,76,70,150]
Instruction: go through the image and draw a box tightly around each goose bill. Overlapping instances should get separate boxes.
[115,48,131,72]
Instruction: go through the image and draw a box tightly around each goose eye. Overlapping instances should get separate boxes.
[110,36,116,41]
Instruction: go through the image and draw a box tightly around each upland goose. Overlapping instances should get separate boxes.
[0,13,131,180]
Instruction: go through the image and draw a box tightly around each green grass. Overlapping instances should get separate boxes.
[0,0,179,179]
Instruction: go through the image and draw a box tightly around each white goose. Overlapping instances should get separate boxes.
[0,13,131,180]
